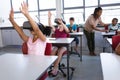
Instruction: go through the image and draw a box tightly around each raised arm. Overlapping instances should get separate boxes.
[20,2,46,41]
[48,11,55,32]
[9,8,28,42]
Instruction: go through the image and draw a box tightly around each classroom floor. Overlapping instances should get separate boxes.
[0,45,112,80]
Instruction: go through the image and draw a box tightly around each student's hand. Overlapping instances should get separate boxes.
[20,2,29,16]
[48,11,52,18]
[9,8,14,21]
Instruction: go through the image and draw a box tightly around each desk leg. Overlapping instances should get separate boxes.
[103,37,107,52]
[103,37,105,52]
[67,45,70,80]
[80,35,82,61]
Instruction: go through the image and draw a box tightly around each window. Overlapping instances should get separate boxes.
[85,0,98,6]
[12,0,26,11]
[27,0,38,21]
[28,0,38,11]
[100,0,120,4]
[64,9,83,24]
[64,0,83,8]
[40,11,56,25]
[29,12,39,22]
[39,0,56,9]
[14,13,27,26]
[12,0,27,25]
[85,7,95,21]
[102,6,120,23]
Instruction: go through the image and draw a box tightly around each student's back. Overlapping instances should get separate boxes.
[27,37,46,55]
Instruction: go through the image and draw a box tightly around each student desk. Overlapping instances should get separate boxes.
[101,31,115,52]
[69,32,83,61]
[0,53,57,80]
[101,31,116,38]
[100,53,120,80]
[47,38,74,80]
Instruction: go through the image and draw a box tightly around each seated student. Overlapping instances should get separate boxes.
[9,2,51,55]
[108,18,120,32]
[66,17,79,53]
[115,43,120,55]
[48,11,69,77]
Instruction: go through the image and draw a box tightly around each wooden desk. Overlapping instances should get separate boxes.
[47,38,74,80]
[100,53,120,80]
[0,53,57,80]
[69,32,83,61]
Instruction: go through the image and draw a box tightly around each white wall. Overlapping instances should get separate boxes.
[0,0,11,47]
[0,0,11,25]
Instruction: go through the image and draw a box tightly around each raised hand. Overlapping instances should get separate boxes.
[48,11,52,18]
[19,1,29,16]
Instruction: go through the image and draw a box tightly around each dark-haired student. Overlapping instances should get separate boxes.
[9,2,51,55]
[66,17,79,53]
[84,7,108,56]
[108,18,120,35]
[108,18,119,32]
[48,11,69,77]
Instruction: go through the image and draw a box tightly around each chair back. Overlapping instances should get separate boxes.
[104,25,108,30]
[77,27,80,32]
[44,43,52,55]
[112,35,120,50]
[22,42,28,55]
[22,42,52,55]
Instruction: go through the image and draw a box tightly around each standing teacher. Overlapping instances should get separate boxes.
[84,7,107,56]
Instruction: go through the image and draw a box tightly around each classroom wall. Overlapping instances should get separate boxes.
[0,0,11,47]
[0,0,11,27]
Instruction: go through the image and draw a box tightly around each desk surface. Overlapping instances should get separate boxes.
[47,38,74,44]
[100,53,120,80]
[107,38,112,45]
[0,53,57,80]
[101,31,115,36]
[69,32,83,36]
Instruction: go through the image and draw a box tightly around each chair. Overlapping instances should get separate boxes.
[104,25,108,30]
[22,42,52,80]
[112,35,120,51]
[77,27,80,32]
